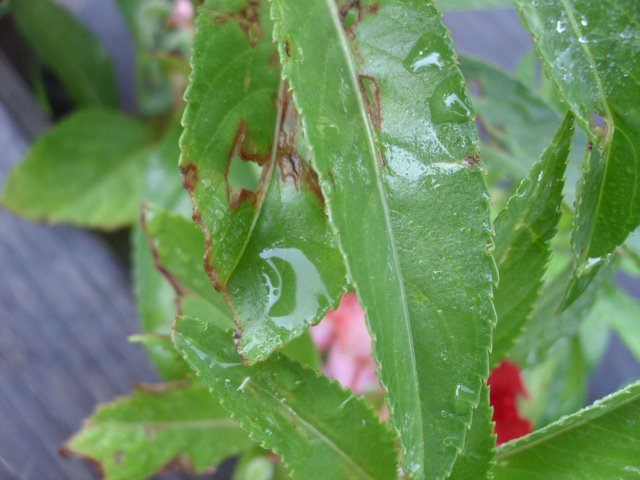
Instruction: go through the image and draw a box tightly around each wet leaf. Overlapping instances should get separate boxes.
[492,381,640,479]
[180,1,346,362]
[491,113,575,365]
[174,317,398,480]
[63,382,252,480]
[1,109,148,228]
[11,0,118,107]
[513,0,640,308]
[271,2,496,478]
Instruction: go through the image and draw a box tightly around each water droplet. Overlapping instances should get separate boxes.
[453,383,475,415]
[556,19,567,33]
[259,247,330,329]
[403,34,450,74]
[580,15,588,26]
[578,35,587,43]
[236,376,251,392]
[436,309,443,316]
[429,79,473,125]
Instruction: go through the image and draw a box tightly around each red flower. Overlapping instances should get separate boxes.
[488,360,533,444]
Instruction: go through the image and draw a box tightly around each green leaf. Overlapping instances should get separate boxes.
[174,317,398,480]
[597,284,640,362]
[180,1,346,362]
[132,120,194,378]
[447,385,495,480]
[491,113,575,365]
[271,2,495,477]
[512,0,640,308]
[492,381,640,479]
[234,447,291,480]
[63,381,252,480]
[459,56,586,203]
[1,109,149,228]
[180,0,280,286]
[11,0,118,107]
[510,257,616,367]
[435,0,512,12]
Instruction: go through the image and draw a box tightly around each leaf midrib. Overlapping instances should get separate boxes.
[318,0,422,447]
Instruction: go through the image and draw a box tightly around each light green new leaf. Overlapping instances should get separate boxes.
[435,0,511,12]
[174,317,398,480]
[11,0,118,107]
[1,109,149,228]
[271,1,495,478]
[447,385,495,480]
[513,0,640,308]
[597,284,640,362]
[63,382,252,480]
[493,381,640,479]
[491,113,575,365]
[459,56,587,202]
[180,1,346,362]
[510,258,616,367]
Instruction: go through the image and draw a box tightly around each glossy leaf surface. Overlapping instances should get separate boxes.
[174,317,398,480]
[64,382,251,480]
[11,0,118,107]
[493,381,640,479]
[513,0,640,307]
[1,109,148,228]
[272,1,495,477]
[491,113,574,365]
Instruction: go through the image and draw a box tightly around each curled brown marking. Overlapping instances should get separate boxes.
[587,140,593,151]
[59,446,106,479]
[358,74,386,168]
[212,0,263,48]
[339,0,380,29]
[140,203,186,314]
[181,162,199,192]
[328,170,337,191]
[285,40,292,57]
[463,155,481,168]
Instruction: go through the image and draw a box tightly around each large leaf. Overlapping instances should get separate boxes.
[492,381,640,479]
[63,382,251,480]
[180,1,346,362]
[513,0,640,307]
[174,317,398,480]
[491,113,575,365]
[11,0,118,107]
[271,1,496,477]
[1,109,149,228]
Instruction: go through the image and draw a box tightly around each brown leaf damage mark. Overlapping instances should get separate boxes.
[339,0,379,34]
[358,74,386,168]
[463,154,481,168]
[212,0,263,47]
[140,203,187,313]
[275,85,325,204]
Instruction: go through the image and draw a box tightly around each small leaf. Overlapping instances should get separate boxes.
[493,381,640,479]
[512,0,640,308]
[1,109,148,228]
[174,317,398,480]
[491,113,575,365]
[11,0,118,107]
[271,1,495,477]
[596,284,640,362]
[447,385,495,480]
[63,382,252,480]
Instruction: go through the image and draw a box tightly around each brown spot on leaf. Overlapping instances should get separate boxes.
[463,155,481,168]
[339,0,380,30]
[212,0,263,48]
[358,74,386,167]
[181,162,199,192]
[269,51,280,68]
[587,140,593,151]
[285,40,292,57]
